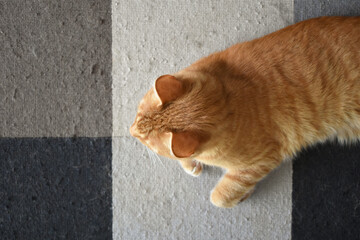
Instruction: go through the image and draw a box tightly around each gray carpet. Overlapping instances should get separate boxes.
[1,0,112,239]
[1,0,359,239]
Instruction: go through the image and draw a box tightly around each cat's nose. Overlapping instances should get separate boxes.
[129,123,139,137]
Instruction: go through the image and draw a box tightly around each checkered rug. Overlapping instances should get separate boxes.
[1,0,359,239]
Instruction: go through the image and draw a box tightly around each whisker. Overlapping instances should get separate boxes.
[147,148,165,169]
[146,147,156,165]
[154,152,166,168]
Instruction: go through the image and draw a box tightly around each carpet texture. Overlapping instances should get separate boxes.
[0,0,359,239]
[0,138,112,239]
[0,0,112,239]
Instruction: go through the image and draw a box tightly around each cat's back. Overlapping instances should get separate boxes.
[238,16,360,71]
[263,17,360,145]
[217,16,360,151]
[270,16,360,43]
[261,16,360,106]
[216,17,360,97]
[262,16,360,97]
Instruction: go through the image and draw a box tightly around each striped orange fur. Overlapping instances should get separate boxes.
[130,17,360,208]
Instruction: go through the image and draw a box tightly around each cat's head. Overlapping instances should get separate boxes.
[130,73,225,160]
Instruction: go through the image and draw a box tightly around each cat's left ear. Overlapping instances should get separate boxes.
[170,131,201,158]
[154,75,185,106]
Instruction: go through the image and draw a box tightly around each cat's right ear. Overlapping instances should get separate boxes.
[154,75,185,106]
[170,131,201,158]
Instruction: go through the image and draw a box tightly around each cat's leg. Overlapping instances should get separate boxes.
[210,163,277,208]
[179,159,203,177]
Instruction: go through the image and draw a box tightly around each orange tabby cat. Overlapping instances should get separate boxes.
[130,17,360,208]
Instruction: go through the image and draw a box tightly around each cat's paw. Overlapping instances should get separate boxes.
[184,161,203,177]
[210,188,254,208]
[210,189,238,208]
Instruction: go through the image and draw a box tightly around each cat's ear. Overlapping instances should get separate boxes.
[170,131,200,158]
[154,75,185,105]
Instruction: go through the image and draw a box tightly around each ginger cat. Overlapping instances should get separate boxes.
[130,17,360,208]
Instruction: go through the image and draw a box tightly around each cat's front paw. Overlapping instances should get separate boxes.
[210,189,238,208]
[183,161,203,177]
[210,188,254,208]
